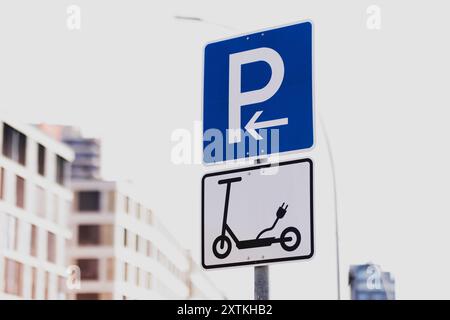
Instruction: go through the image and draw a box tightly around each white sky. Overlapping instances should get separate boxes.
[1,0,450,299]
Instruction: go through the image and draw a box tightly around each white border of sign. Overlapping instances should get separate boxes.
[201,158,314,269]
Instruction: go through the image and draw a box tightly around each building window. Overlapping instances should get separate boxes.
[135,234,139,252]
[31,267,38,299]
[146,272,152,289]
[4,214,18,251]
[4,258,23,296]
[107,191,115,212]
[78,225,100,245]
[35,185,46,217]
[38,144,46,176]
[135,267,140,286]
[47,232,56,263]
[16,175,25,209]
[78,225,113,246]
[106,258,115,281]
[102,225,114,246]
[56,155,68,186]
[2,124,27,166]
[57,276,65,300]
[77,259,99,280]
[101,293,113,300]
[76,293,99,300]
[124,196,130,213]
[30,225,38,257]
[0,167,4,199]
[124,263,129,282]
[77,191,100,211]
[123,229,128,247]
[44,271,50,299]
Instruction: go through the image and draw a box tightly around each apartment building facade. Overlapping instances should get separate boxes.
[36,125,225,300]
[68,179,224,299]
[0,117,74,299]
[38,125,100,180]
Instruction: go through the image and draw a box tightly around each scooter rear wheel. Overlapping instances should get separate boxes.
[280,227,301,251]
[212,235,232,259]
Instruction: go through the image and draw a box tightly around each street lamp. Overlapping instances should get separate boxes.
[174,15,237,31]
[174,15,203,22]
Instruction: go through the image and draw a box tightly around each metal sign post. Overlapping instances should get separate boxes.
[254,265,269,300]
[254,158,269,300]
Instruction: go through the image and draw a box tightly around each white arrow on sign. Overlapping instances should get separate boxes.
[228,47,286,144]
[244,110,288,140]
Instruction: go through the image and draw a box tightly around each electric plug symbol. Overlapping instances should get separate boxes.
[256,202,290,239]
[276,202,289,219]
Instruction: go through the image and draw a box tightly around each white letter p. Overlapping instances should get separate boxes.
[228,47,284,143]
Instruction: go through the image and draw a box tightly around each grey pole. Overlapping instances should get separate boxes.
[254,158,269,300]
[254,265,269,300]
[319,113,342,300]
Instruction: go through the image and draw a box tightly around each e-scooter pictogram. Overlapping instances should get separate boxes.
[212,177,301,259]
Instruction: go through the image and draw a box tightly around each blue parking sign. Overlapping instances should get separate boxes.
[203,21,314,163]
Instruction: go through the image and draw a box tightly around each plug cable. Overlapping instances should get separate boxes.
[256,203,288,239]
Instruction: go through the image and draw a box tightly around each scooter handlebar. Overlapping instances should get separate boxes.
[218,177,242,185]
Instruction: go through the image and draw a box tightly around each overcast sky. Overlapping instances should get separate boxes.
[1,0,450,299]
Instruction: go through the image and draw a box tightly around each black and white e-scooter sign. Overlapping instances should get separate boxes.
[201,159,313,269]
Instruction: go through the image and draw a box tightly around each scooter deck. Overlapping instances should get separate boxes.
[225,225,293,250]
[236,237,292,249]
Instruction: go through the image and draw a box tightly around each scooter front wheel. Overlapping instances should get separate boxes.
[212,235,232,259]
[280,227,301,251]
